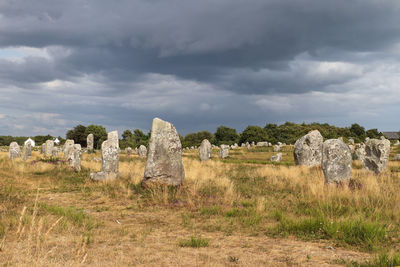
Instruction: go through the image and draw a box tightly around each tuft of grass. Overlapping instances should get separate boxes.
[179,236,209,248]
[347,252,400,267]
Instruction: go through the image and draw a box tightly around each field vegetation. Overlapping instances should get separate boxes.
[0,145,399,266]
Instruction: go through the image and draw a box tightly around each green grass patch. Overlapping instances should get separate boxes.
[179,236,209,248]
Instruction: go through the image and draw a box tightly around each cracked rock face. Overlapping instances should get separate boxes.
[294,130,323,167]
[322,139,352,184]
[143,118,185,186]
[199,139,212,161]
[362,138,390,174]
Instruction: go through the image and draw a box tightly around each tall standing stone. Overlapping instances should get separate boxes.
[64,139,75,159]
[125,147,133,155]
[322,139,352,184]
[353,143,366,161]
[199,139,212,161]
[138,145,147,157]
[87,134,94,152]
[270,153,282,162]
[44,140,54,157]
[90,131,119,180]
[9,142,20,159]
[68,144,82,171]
[219,144,229,159]
[143,118,185,186]
[294,130,323,167]
[362,138,390,174]
[40,143,45,154]
[22,142,32,161]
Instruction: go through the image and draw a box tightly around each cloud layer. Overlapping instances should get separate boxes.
[1,0,400,136]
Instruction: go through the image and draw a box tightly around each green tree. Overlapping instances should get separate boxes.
[84,125,107,149]
[33,135,54,146]
[239,126,267,144]
[350,123,366,143]
[183,131,214,148]
[66,125,87,146]
[215,126,239,145]
[366,128,380,139]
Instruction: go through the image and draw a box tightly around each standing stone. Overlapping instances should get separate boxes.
[294,130,323,167]
[348,139,355,145]
[138,145,147,157]
[348,144,355,154]
[87,134,94,152]
[9,142,20,159]
[40,143,45,154]
[64,139,75,159]
[68,144,82,171]
[257,142,269,147]
[45,140,54,157]
[270,153,282,162]
[199,139,212,161]
[322,139,352,184]
[52,147,59,157]
[353,143,366,161]
[90,131,119,180]
[251,141,255,146]
[362,138,390,174]
[246,143,251,150]
[143,118,185,186]
[273,145,281,152]
[22,142,32,161]
[125,147,133,155]
[219,144,229,158]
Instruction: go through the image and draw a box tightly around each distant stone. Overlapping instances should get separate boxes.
[87,134,94,151]
[40,143,45,154]
[270,153,282,162]
[348,144,355,153]
[322,139,352,184]
[363,138,390,174]
[219,144,229,158]
[257,142,269,147]
[294,130,323,167]
[68,144,82,171]
[394,140,400,146]
[353,143,366,161]
[52,147,59,157]
[125,147,133,155]
[64,139,74,159]
[273,145,281,152]
[246,143,251,150]
[22,142,32,161]
[199,139,212,161]
[348,138,355,145]
[251,141,255,146]
[9,142,20,159]
[138,145,147,157]
[45,140,54,157]
[143,118,185,186]
[241,143,246,147]
[90,131,119,181]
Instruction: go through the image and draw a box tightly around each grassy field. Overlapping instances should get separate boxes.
[0,145,400,266]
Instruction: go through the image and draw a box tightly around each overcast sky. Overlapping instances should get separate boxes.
[0,0,400,137]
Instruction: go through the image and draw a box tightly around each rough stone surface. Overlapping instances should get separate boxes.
[87,134,94,151]
[353,143,366,161]
[362,138,390,174]
[219,144,229,158]
[125,147,133,155]
[199,139,212,161]
[322,139,352,184]
[22,142,32,160]
[348,139,355,145]
[270,153,282,162]
[64,139,75,159]
[68,144,82,171]
[138,145,147,157]
[294,130,323,167]
[45,140,54,157]
[52,147,59,157]
[143,118,185,186]
[9,142,20,159]
[90,131,119,180]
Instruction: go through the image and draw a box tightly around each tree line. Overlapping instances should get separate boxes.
[0,122,383,148]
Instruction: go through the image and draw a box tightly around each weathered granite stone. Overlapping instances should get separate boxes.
[257,142,269,147]
[322,139,352,184]
[353,143,366,161]
[348,139,355,145]
[199,139,212,161]
[45,140,54,157]
[143,118,185,186]
[87,133,94,151]
[138,145,147,157]
[64,139,74,159]
[90,131,119,180]
[52,147,58,157]
[22,142,32,160]
[40,143,45,154]
[9,142,20,159]
[362,138,390,174]
[294,130,323,167]
[125,147,133,155]
[219,144,229,158]
[68,144,82,171]
[270,153,282,162]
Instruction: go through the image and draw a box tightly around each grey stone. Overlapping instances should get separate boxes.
[199,139,212,161]
[9,142,20,159]
[270,153,282,162]
[45,140,54,157]
[68,144,82,171]
[125,147,133,155]
[22,142,32,160]
[362,138,390,174]
[348,144,355,153]
[90,131,119,181]
[273,145,281,152]
[294,130,323,167]
[52,147,58,157]
[322,139,352,184]
[87,133,94,151]
[219,144,229,158]
[348,138,355,145]
[40,143,45,154]
[353,143,366,161]
[257,142,269,147]
[64,139,74,159]
[143,118,185,186]
[138,145,147,157]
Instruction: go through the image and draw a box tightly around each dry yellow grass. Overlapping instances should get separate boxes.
[0,146,400,266]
